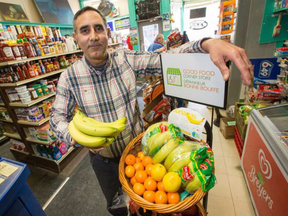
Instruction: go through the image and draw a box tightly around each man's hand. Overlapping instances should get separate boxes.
[71,138,104,152]
[202,39,254,86]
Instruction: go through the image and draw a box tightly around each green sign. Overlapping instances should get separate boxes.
[167,68,182,87]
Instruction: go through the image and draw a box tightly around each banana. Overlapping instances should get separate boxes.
[185,174,202,194]
[186,114,204,125]
[101,137,115,147]
[149,131,173,156]
[168,152,191,172]
[68,120,107,148]
[77,110,126,138]
[152,138,181,164]
[73,111,118,136]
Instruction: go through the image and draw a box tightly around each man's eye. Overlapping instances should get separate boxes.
[81,29,89,34]
[95,26,104,33]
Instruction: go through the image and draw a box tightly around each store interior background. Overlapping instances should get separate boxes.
[0,0,284,215]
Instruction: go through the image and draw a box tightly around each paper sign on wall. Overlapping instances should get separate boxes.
[161,53,228,109]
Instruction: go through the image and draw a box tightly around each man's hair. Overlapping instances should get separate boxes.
[155,34,164,41]
[73,6,107,32]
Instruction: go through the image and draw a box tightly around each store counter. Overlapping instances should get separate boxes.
[0,157,46,216]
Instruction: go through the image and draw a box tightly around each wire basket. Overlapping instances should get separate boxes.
[119,132,209,214]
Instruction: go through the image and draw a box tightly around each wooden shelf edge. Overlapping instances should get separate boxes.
[32,147,74,165]
[18,117,50,127]
[0,103,5,106]
[9,93,55,108]
[4,132,21,139]
[26,137,55,145]
[0,50,82,67]
[0,118,13,123]
[10,148,29,155]
[0,70,64,87]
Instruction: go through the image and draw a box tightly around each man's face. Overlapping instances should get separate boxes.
[158,36,164,44]
[73,10,109,64]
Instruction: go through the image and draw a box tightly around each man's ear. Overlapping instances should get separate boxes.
[73,32,77,43]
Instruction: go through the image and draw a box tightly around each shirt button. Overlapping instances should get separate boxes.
[106,90,109,93]
[110,105,113,109]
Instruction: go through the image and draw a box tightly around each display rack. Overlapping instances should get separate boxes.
[217,0,236,35]
[0,50,83,173]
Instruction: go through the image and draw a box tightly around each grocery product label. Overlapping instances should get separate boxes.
[181,165,194,181]
[3,47,14,58]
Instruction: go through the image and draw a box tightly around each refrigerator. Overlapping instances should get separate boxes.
[241,104,288,216]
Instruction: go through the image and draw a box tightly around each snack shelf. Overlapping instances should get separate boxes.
[18,117,50,127]
[9,93,55,108]
[4,132,21,139]
[0,118,13,123]
[0,70,64,87]
[0,50,82,67]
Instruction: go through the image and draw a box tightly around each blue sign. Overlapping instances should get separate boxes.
[250,58,281,80]
[107,21,114,31]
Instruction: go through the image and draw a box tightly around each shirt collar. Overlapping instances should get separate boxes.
[154,40,163,46]
[83,54,111,76]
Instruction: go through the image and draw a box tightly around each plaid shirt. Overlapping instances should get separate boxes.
[50,39,206,158]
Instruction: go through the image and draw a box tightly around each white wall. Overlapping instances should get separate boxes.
[0,0,80,23]
[184,1,220,41]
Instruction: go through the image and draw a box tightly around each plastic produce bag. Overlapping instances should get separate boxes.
[178,147,216,200]
[141,122,183,156]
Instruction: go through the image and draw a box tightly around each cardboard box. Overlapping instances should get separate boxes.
[220,117,236,139]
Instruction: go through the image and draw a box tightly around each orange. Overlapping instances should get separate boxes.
[136,157,142,163]
[145,164,153,176]
[130,176,137,186]
[142,156,153,167]
[133,182,145,196]
[135,170,147,183]
[155,191,168,204]
[143,191,156,203]
[137,151,145,160]
[125,154,136,166]
[157,181,166,192]
[133,162,144,172]
[167,192,180,204]
[144,177,157,191]
[125,165,135,178]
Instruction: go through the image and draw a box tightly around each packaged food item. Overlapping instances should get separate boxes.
[33,84,43,97]
[41,84,50,95]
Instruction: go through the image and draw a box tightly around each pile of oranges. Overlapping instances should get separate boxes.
[124,151,180,204]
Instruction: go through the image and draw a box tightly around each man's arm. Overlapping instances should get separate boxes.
[49,70,76,145]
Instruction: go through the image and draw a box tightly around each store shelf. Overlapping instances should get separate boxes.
[18,117,50,127]
[9,92,55,108]
[0,70,64,87]
[10,148,29,155]
[26,137,54,145]
[273,7,288,13]
[0,118,13,123]
[0,50,82,67]
[33,146,74,165]
[0,103,5,106]
[4,132,21,139]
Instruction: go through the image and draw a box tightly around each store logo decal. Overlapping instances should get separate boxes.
[258,60,273,78]
[167,68,182,87]
[248,149,273,210]
[259,149,272,179]
[189,20,208,30]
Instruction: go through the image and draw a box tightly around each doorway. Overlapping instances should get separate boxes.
[138,19,163,51]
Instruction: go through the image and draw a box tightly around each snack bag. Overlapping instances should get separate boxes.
[141,122,183,156]
[178,147,216,200]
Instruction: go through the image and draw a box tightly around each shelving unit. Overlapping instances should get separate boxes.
[273,7,288,13]
[0,49,83,173]
[217,0,236,35]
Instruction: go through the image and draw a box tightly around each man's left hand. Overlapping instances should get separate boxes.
[202,39,254,86]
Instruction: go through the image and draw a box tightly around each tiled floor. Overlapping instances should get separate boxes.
[187,102,256,216]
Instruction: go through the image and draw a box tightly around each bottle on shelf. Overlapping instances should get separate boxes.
[29,61,39,77]
[8,40,22,60]
[8,66,19,82]
[21,63,31,79]
[16,38,27,59]
[38,60,46,74]
[23,38,35,58]
[0,37,16,61]
[15,64,26,80]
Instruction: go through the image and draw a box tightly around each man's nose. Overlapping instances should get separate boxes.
[90,28,99,41]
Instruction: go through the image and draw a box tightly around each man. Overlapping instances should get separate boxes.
[50,6,253,216]
[147,33,165,51]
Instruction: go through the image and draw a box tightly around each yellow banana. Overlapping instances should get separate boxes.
[152,138,181,164]
[73,111,118,137]
[168,152,191,172]
[77,110,126,137]
[186,114,204,125]
[101,137,115,147]
[68,120,107,148]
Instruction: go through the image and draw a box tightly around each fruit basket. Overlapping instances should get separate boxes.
[119,132,209,214]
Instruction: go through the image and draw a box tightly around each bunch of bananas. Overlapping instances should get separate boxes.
[68,110,127,148]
